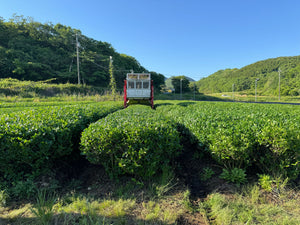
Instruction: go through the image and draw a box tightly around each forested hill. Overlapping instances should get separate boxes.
[196,56,300,96]
[0,15,165,89]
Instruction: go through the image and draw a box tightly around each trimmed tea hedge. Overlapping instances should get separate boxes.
[80,105,182,178]
[0,102,122,182]
[156,101,300,179]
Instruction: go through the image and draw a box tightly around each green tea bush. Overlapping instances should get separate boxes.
[255,120,300,179]
[80,105,182,178]
[156,101,300,180]
[10,178,38,200]
[156,102,257,169]
[0,102,122,182]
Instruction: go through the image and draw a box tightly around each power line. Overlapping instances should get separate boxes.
[89,60,109,70]
[88,59,132,72]
[278,68,281,101]
[71,35,156,76]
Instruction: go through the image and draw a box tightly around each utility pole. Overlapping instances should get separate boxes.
[109,56,113,68]
[255,78,259,102]
[174,88,176,99]
[232,83,235,101]
[278,68,281,101]
[109,56,117,98]
[76,33,81,85]
[180,78,183,100]
[194,83,196,100]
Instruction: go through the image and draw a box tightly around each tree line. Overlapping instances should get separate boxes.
[195,56,300,96]
[0,15,165,90]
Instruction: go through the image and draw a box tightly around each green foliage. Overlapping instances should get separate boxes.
[255,120,300,178]
[182,189,194,212]
[258,174,289,193]
[0,190,8,207]
[61,196,136,219]
[171,76,190,93]
[219,168,247,185]
[258,174,273,192]
[200,167,215,181]
[80,105,182,179]
[156,101,300,180]
[0,102,122,183]
[109,57,117,97]
[30,189,57,225]
[10,177,38,200]
[0,78,110,97]
[150,71,166,93]
[149,165,177,199]
[196,56,300,96]
[205,185,300,225]
[196,68,238,93]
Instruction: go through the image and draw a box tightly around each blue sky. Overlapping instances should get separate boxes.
[1,0,300,81]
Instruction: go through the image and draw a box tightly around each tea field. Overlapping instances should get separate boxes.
[0,100,299,224]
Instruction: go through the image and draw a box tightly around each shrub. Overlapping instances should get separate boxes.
[258,174,273,192]
[200,167,215,181]
[80,105,182,179]
[10,178,38,200]
[219,168,247,185]
[0,102,122,182]
[255,121,300,179]
[156,101,300,180]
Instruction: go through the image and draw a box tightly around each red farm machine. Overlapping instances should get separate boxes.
[124,73,154,108]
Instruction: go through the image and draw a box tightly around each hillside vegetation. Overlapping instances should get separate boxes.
[196,56,300,96]
[0,15,165,89]
[0,78,109,98]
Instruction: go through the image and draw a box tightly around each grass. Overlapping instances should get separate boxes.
[0,78,124,103]
[208,91,300,103]
[59,197,136,218]
[156,92,223,101]
[4,178,298,225]
[0,190,8,207]
[0,162,188,224]
[30,190,57,225]
[0,187,186,225]
[141,200,181,224]
[155,90,300,103]
[0,78,118,97]
[148,165,178,200]
[55,194,184,225]
[0,92,123,103]
[203,184,300,225]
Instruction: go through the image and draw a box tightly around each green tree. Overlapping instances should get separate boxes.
[149,71,165,92]
[195,56,300,96]
[171,76,190,93]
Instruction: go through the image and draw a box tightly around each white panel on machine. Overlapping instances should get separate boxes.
[126,73,151,99]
